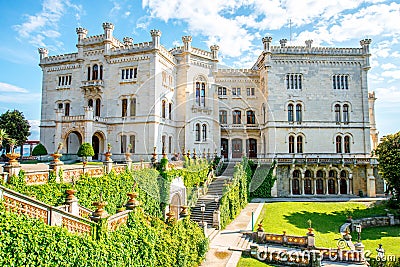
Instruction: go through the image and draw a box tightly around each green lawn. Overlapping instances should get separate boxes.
[237,254,278,267]
[255,202,400,256]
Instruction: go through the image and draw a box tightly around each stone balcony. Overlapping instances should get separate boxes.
[220,124,260,131]
[81,80,104,94]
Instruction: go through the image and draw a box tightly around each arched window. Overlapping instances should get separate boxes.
[343,104,349,123]
[195,123,200,141]
[168,103,172,120]
[92,64,99,80]
[64,103,70,116]
[202,124,207,141]
[296,104,302,122]
[162,100,166,118]
[129,135,135,153]
[233,110,241,124]
[168,136,172,153]
[122,99,128,117]
[335,104,341,123]
[219,110,227,124]
[288,104,294,122]
[317,170,324,178]
[289,135,295,153]
[95,98,101,117]
[340,170,347,178]
[99,65,103,80]
[88,99,93,108]
[195,81,206,107]
[246,110,255,124]
[293,170,300,178]
[344,135,350,153]
[297,136,303,153]
[120,135,127,153]
[130,98,136,116]
[329,170,336,178]
[305,170,312,178]
[87,66,91,80]
[336,136,342,153]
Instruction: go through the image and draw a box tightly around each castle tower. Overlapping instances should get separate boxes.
[76,27,88,58]
[102,22,114,53]
[360,38,372,70]
[262,36,272,53]
[182,36,192,64]
[150,29,161,49]
[368,91,379,150]
[123,37,133,46]
[305,40,313,49]
[38,48,48,60]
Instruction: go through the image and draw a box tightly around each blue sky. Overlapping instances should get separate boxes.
[0,0,399,141]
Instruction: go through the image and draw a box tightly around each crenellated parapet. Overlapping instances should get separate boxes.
[271,46,363,55]
[40,53,78,65]
[123,37,133,46]
[262,36,272,52]
[38,47,48,60]
[76,27,88,41]
[217,68,259,76]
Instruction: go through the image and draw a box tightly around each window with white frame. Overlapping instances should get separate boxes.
[121,67,138,80]
[58,75,72,87]
[286,73,303,89]
[232,87,241,96]
[246,87,255,96]
[218,86,227,96]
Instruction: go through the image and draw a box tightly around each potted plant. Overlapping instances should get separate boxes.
[6,139,20,164]
[77,142,95,168]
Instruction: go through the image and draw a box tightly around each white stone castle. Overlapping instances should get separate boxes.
[38,22,382,197]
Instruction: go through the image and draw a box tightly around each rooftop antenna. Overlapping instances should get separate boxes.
[289,19,292,45]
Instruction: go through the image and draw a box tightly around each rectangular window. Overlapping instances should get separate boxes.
[130,98,136,116]
[233,110,241,124]
[246,88,255,96]
[232,87,241,96]
[122,99,128,117]
[129,135,135,153]
[57,75,72,87]
[286,74,303,90]
[333,74,349,90]
[218,87,227,96]
[121,67,138,80]
[219,110,227,124]
[121,135,127,153]
[168,136,172,154]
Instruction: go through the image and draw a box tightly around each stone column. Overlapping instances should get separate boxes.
[289,178,293,196]
[325,179,329,195]
[313,178,317,195]
[337,179,341,195]
[301,173,305,195]
[366,166,376,197]
[349,173,353,194]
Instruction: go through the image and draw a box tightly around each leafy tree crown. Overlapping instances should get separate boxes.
[77,142,95,157]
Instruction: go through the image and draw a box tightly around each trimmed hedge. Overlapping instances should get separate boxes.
[5,168,162,217]
[219,160,249,229]
[0,204,208,266]
[249,161,276,198]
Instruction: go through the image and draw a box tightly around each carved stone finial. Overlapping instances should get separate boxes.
[123,37,133,46]
[150,29,162,37]
[102,22,114,31]
[76,27,88,41]
[210,45,219,60]
[279,39,287,48]
[38,48,48,60]
[182,36,192,43]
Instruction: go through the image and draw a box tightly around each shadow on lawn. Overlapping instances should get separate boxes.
[283,205,389,235]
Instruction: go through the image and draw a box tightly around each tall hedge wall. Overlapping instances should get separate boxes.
[0,204,208,266]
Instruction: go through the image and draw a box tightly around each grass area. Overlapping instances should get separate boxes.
[237,254,279,267]
[256,202,400,256]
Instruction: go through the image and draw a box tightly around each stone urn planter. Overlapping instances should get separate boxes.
[125,192,140,210]
[6,152,20,165]
[51,153,62,163]
[65,189,78,203]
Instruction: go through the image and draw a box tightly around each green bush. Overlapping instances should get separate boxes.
[0,204,208,267]
[77,142,94,160]
[32,143,48,157]
[249,161,276,198]
[219,161,249,229]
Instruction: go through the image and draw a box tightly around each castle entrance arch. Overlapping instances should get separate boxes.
[66,131,82,154]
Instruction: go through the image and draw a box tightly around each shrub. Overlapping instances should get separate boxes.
[32,143,48,158]
[77,142,94,161]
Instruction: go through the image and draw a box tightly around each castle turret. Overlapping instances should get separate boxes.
[360,38,372,70]
[368,91,379,150]
[76,27,88,59]
[279,39,287,48]
[123,37,133,46]
[210,45,219,60]
[103,22,114,53]
[262,36,272,53]
[182,36,192,52]
[38,48,48,60]
[150,29,161,49]
[305,39,313,49]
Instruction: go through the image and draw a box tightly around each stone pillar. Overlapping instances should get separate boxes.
[289,178,293,196]
[307,228,315,248]
[366,166,376,197]
[213,210,221,230]
[368,92,379,150]
[103,150,113,174]
[38,47,48,60]
[349,174,353,194]
[65,189,79,216]
[337,179,341,195]
[325,179,329,195]
[4,152,21,178]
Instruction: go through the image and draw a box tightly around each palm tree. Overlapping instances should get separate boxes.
[0,128,8,150]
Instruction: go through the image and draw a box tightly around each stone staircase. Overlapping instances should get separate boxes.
[229,232,253,251]
[190,162,236,227]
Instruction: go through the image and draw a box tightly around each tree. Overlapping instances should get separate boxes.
[375,131,400,203]
[32,143,48,160]
[0,128,8,150]
[0,110,30,152]
[77,142,94,162]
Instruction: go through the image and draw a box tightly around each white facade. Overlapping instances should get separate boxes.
[39,23,381,196]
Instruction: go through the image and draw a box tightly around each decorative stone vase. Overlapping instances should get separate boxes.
[166,210,176,224]
[125,192,140,210]
[257,223,264,232]
[51,153,62,163]
[6,152,20,165]
[91,201,109,222]
[105,151,112,161]
[308,227,314,234]
[180,206,189,217]
[125,152,131,161]
[65,189,78,203]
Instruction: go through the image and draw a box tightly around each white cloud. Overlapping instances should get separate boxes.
[0,82,29,93]
[381,70,400,80]
[13,0,82,48]
[0,93,42,104]
[28,120,40,134]
[381,63,396,70]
